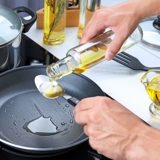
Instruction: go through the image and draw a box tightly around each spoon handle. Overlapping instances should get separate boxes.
[67,97,80,106]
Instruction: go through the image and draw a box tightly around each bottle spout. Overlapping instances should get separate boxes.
[46,63,60,81]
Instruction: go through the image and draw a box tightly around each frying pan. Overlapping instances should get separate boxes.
[0,65,105,155]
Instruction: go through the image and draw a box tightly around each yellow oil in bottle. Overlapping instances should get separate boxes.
[72,44,108,73]
[43,0,66,45]
[47,28,142,81]
[47,43,108,81]
[146,76,160,106]
[47,38,135,80]
[77,23,85,39]
[40,81,64,99]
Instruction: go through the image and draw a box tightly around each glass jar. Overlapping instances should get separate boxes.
[47,26,143,80]
[77,0,101,39]
[43,0,66,45]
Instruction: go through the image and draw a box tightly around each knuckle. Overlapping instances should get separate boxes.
[88,111,98,123]
[89,139,102,152]
[74,112,80,123]
[89,139,98,150]
[96,22,106,31]
[93,10,101,18]
[95,96,111,107]
[101,97,113,109]
[77,98,87,110]
[79,98,87,106]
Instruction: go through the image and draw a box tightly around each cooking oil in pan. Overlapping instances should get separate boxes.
[23,104,59,136]
[39,81,64,99]
[23,116,59,136]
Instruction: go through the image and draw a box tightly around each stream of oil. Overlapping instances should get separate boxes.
[23,104,60,136]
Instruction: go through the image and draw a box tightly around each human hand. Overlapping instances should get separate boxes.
[73,97,151,160]
[80,0,143,60]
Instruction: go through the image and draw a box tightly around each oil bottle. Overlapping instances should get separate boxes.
[47,26,143,81]
[77,0,101,39]
[43,0,66,45]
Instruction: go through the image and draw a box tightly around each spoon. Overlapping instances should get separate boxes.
[35,75,64,99]
[35,75,80,105]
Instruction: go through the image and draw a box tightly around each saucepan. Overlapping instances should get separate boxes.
[0,5,37,73]
[0,65,105,156]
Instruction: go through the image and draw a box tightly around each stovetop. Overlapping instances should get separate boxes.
[0,34,112,160]
[0,140,109,160]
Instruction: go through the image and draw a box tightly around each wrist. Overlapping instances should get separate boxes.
[127,123,160,160]
[132,0,160,20]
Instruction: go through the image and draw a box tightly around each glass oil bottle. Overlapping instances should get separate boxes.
[43,0,66,45]
[77,0,101,39]
[47,26,143,81]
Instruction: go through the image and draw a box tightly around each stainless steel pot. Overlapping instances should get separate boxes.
[0,47,9,73]
[0,5,37,72]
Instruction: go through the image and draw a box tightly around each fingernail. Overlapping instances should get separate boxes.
[106,52,115,60]
[80,39,86,44]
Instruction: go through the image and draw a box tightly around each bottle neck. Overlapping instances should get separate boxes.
[46,53,80,80]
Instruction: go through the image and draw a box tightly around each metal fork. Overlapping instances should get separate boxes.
[112,52,160,71]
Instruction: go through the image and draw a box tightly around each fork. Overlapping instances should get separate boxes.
[112,52,160,71]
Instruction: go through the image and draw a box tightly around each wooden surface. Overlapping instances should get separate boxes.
[36,6,79,29]
[36,5,107,29]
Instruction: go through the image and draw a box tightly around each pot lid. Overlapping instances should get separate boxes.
[139,16,160,49]
[0,5,22,47]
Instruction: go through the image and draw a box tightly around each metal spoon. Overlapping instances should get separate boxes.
[35,75,80,105]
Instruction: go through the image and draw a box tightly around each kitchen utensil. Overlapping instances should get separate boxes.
[153,15,160,31]
[141,69,160,119]
[35,75,80,105]
[0,65,105,155]
[0,47,9,73]
[139,16,160,49]
[112,52,160,71]
[0,5,37,71]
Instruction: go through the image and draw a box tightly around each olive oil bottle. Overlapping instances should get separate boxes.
[43,0,66,45]
[77,0,101,39]
[47,27,143,81]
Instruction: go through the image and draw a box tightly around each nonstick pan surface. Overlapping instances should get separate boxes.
[0,65,105,154]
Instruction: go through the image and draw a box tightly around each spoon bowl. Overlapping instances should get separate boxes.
[35,75,64,99]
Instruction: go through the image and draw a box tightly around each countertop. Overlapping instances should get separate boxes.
[25,0,160,129]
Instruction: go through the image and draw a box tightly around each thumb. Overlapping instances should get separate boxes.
[105,33,127,60]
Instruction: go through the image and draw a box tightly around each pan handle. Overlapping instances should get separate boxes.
[13,6,37,33]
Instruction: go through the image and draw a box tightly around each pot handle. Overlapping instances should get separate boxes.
[13,6,37,33]
[153,15,160,31]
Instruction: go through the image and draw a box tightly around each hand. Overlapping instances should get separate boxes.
[80,0,143,60]
[73,97,152,160]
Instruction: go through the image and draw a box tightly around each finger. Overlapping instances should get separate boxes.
[74,110,89,125]
[95,29,106,37]
[105,31,128,60]
[83,124,100,137]
[83,125,89,136]
[73,97,95,116]
[80,23,104,44]
[80,11,107,44]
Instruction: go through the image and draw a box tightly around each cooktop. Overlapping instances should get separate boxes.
[0,33,112,160]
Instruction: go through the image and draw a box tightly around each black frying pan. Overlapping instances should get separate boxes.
[0,65,105,155]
